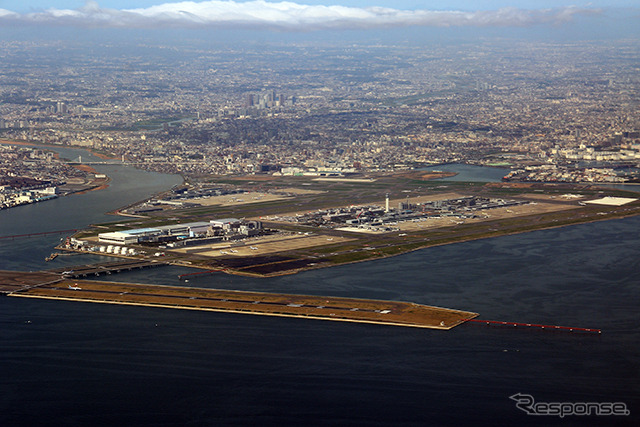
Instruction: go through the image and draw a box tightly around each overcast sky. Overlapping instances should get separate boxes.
[0,1,637,37]
[3,1,640,12]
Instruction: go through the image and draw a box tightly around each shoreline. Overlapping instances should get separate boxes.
[56,201,640,279]
[167,204,640,278]
[6,137,639,278]
[0,139,112,206]
[298,209,640,278]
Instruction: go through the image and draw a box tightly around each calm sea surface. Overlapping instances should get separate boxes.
[1,153,638,426]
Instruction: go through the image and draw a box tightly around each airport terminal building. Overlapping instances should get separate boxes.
[98,219,261,245]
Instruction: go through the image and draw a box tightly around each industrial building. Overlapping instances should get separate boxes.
[98,219,263,245]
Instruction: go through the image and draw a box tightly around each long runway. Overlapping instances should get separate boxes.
[4,274,478,330]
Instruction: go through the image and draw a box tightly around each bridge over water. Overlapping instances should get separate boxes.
[46,259,168,278]
[0,260,167,293]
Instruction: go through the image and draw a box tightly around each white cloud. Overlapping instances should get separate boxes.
[0,1,600,31]
[0,9,20,18]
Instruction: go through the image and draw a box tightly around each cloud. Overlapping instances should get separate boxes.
[0,1,600,31]
[0,9,20,18]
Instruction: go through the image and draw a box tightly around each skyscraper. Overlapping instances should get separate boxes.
[56,101,68,114]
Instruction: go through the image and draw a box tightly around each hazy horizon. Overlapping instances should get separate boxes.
[0,0,637,43]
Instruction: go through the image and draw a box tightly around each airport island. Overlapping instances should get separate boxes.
[55,169,639,278]
[1,168,638,330]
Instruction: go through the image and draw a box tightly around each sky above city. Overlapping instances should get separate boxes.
[3,1,640,12]
[0,1,635,29]
[0,1,637,40]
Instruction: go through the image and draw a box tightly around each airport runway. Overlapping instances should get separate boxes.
[8,278,478,330]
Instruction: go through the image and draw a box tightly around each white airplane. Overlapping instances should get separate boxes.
[68,284,82,290]
[61,270,74,275]
[250,246,258,250]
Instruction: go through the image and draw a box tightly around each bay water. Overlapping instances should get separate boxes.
[1,154,638,426]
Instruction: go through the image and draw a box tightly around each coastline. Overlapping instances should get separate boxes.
[292,207,640,278]
[6,137,639,279]
[56,199,640,279]
[0,138,112,207]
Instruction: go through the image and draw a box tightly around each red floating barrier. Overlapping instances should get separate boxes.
[463,318,601,334]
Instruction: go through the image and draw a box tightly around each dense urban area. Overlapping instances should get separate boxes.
[1,39,639,198]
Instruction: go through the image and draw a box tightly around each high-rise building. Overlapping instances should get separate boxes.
[56,101,68,114]
[246,90,294,109]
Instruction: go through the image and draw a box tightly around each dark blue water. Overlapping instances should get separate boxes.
[1,153,638,426]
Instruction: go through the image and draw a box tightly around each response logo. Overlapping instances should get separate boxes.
[510,393,630,418]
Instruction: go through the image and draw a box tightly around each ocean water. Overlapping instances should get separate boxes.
[1,156,638,426]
